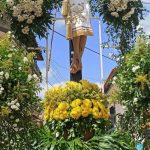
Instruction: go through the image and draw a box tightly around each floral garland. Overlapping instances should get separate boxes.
[2,0,61,46]
[92,0,144,53]
[7,0,43,35]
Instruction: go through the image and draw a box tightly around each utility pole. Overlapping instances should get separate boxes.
[69,40,82,82]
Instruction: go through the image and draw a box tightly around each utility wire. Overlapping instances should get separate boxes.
[52,29,116,62]
[51,59,99,81]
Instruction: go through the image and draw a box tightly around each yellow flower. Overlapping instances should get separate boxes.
[92,107,100,119]
[135,74,149,90]
[49,110,54,120]
[44,112,49,121]
[53,108,60,120]
[97,101,105,110]
[93,112,100,119]
[70,107,81,119]
[92,100,98,106]
[82,99,92,108]
[44,106,51,121]
[59,111,68,120]
[82,109,90,117]
[0,106,11,116]
[71,99,82,108]
[58,102,69,110]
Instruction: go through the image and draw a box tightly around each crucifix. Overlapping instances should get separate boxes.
[62,0,94,82]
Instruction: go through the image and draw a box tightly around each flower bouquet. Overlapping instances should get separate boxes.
[43,80,110,140]
[95,0,144,52]
[2,0,61,46]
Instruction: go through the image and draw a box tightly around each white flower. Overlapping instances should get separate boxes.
[0,71,4,76]
[23,57,28,63]
[10,115,14,119]
[30,15,35,20]
[132,66,140,72]
[8,54,12,58]
[1,87,4,91]
[116,57,120,61]
[19,128,24,131]
[16,103,20,107]
[56,132,60,138]
[14,128,19,132]
[27,19,33,24]
[108,4,115,12]
[18,15,25,22]
[18,67,22,70]
[7,102,11,106]
[117,7,123,12]
[122,16,128,21]
[112,80,116,84]
[27,74,32,82]
[136,25,143,30]
[5,72,9,80]
[13,124,17,127]
[37,0,43,5]
[121,4,128,10]
[10,99,18,105]
[133,98,138,103]
[33,74,39,81]
[6,0,14,6]
[15,119,20,122]
[111,12,119,17]
[122,106,127,110]
[22,26,29,34]
[11,105,19,110]
[7,31,11,35]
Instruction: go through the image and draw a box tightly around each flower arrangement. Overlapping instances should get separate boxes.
[44,80,110,140]
[92,0,144,53]
[1,0,62,46]
[0,33,42,149]
[114,36,150,146]
[44,99,109,121]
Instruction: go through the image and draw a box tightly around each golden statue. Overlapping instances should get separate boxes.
[62,0,94,74]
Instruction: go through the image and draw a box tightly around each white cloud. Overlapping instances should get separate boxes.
[140,13,150,35]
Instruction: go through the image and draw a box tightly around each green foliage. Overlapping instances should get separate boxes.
[115,36,150,142]
[48,117,110,141]
[0,0,7,12]
[90,0,145,53]
[37,126,135,150]
[0,33,42,149]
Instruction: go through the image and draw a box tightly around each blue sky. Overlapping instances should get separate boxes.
[37,2,150,97]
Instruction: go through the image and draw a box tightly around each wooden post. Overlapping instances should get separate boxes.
[69,40,82,82]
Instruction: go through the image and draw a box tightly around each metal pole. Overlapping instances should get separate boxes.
[46,28,49,90]
[98,18,104,92]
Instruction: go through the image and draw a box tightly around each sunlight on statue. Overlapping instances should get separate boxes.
[62,0,94,74]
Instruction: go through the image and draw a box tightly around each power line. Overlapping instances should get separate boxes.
[51,58,99,81]
[52,29,116,62]
[51,62,67,82]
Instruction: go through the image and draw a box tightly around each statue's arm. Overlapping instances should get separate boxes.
[61,0,69,18]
